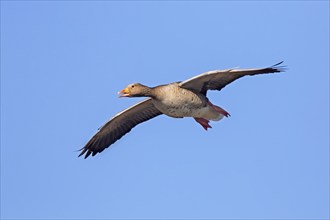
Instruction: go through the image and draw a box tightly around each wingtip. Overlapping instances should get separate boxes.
[271,61,287,72]
[272,61,284,67]
[83,150,92,159]
[77,147,91,159]
[77,150,86,158]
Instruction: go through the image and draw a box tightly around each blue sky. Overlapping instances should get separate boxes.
[1,1,329,219]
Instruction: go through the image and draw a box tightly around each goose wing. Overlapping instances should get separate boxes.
[79,98,162,159]
[179,62,285,95]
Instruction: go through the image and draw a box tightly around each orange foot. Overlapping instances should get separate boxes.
[194,117,212,130]
[208,101,231,117]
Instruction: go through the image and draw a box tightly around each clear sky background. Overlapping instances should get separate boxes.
[1,1,329,219]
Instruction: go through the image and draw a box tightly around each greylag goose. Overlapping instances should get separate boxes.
[79,62,285,158]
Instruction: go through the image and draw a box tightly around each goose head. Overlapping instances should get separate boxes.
[118,83,152,97]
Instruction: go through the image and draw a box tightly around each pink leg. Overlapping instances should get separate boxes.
[194,117,212,131]
[208,101,231,117]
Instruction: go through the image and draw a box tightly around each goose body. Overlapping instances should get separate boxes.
[79,62,285,158]
[150,83,224,120]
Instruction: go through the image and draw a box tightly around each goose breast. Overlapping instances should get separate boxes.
[151,83,210,118]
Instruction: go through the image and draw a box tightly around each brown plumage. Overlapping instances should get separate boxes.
[79,62,285,158]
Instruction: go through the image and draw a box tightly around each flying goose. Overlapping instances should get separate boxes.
[79,62,285,158]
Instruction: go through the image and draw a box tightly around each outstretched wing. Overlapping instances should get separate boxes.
[179,62,285,95]
[79,98,162,159]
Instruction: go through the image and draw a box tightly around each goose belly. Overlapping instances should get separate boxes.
[153,99,221,120]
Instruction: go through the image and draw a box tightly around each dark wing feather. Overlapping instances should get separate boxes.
[78,98,162,159]
[179,62,285,95]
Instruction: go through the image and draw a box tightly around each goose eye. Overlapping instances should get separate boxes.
[131,85,135,88]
